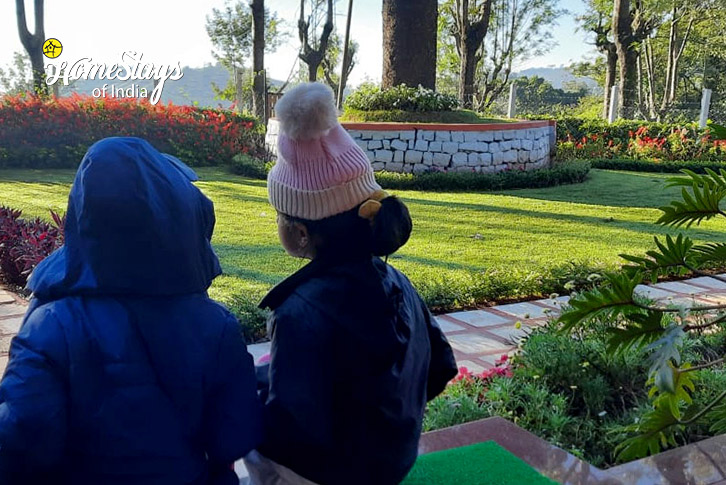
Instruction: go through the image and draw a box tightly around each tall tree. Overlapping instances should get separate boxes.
[298,0,334,82]
[612,0,655,118]
[575,0,618,118]
[382,0,438,89]
[320,34,359,96]
[206,1,284,107]
[16,0,47,95]
[442,0,494,108]
[250,0,266,120]
[474,0,564,110]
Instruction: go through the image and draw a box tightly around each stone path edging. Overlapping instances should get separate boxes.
[4,274,726,375]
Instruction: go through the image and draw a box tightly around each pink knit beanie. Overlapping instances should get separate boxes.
[267,82,382,220]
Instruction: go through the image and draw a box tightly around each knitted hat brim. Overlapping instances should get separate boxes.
[268,169,382,221]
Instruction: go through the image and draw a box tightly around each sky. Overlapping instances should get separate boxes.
[0,0,595,86]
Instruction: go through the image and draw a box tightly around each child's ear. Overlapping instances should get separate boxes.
[294,222,310,249]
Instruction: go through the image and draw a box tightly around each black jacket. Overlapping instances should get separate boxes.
[258,256,457,485]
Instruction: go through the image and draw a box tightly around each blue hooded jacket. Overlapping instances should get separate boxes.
[0,138,261,484]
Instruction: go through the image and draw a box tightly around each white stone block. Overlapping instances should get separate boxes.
[442,142,459,154]
[500,141,512,151]
[383,140,391,149]
[366,151,375,162]
[423,151,434,165]
[522,139,533,151]
[493,131,503,141]
[368,140,383,150]
[489,142,500,153]
[511,139,521,149]
[412,163,429,174]
[480,153,493,165]
[452,152,468,166]
[451,131,464,142]
[375,150,394,163]
[355,140,368,150]
[371,131,386,140]
[433,153,451,167]
[405,150,423,163]
[391,139,408,151]
[420,130,435,141]
[460,142,478,151]
[414,140,429,151]
[394,150,404,162]
[435,131,451,142]
[467,153,480,166]
[408,140,416,149]
[481,131,494,142]
[371,162,385,170]
[360,131,372,140]
[492,151,505,165]
[429,141,442,152]
[518,150,530,163]
[516,130,526,139]
[502,130,514,140]
[464,132,478,142]
[403,163,414,173]
[400,131,415,140]
[387,162,404,172]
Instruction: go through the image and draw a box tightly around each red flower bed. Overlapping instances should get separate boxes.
[0,94,263,168]
[0,206,64,288]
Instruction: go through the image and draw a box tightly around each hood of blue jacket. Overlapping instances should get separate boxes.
[27,137,222,300]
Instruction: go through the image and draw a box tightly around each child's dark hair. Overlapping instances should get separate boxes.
[281,196,412,259]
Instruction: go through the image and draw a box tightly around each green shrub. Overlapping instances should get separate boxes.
[375,161,590,192]
[588,158,726,173]
[344,83,458,112]
[340,108,505,124]
[227,154,270,179]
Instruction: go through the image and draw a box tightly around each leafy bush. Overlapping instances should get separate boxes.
[0,206,64,288]
[425,316,726,467]
[0,94,264,169]
[375,161,590,192]
[340,108,504,124]
[558,126,726,461]
[344,83,458,112]
[587,158,726,173]
[542,117,726,162]
[227,153,270,179]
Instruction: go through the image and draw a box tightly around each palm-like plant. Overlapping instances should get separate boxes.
[558,123,726,461]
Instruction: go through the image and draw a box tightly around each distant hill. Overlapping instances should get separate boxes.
[512,66,600,92]
[58,63,285,108]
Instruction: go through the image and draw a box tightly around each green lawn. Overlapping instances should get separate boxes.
[3,168,725,339]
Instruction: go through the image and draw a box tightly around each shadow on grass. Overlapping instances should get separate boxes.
[407,197,726,243]
[495,170,680,209]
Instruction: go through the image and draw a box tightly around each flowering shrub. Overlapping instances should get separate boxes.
[0,94,263,169]
[344,83,459,112]
[551,117,726,162]
[0,206,64,288]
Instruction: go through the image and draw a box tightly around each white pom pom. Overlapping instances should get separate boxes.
[275,82,339,140]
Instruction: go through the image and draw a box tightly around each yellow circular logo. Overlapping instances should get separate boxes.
[43,38,62,59]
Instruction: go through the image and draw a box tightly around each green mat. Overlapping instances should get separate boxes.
[401,441,558,485]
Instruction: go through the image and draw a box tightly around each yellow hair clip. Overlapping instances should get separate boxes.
[358,190,390,221]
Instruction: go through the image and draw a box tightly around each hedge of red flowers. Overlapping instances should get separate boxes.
[554,117,726,162]
[0,206,64,289]
[0,94,263,169]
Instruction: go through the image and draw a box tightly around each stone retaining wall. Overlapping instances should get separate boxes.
[266,119,556,174]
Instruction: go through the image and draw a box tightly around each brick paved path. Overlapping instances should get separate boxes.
[0,288,26,374]
[3,275,726,376]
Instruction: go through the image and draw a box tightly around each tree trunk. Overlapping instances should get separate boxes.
[457,0,493,109]
[612,0,638,119]
[298,0,334,83]
[382,0,438,89]
[250,0,266,121]
[603,45,617,119]
[16,0,47,95]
